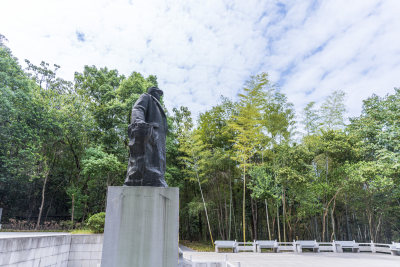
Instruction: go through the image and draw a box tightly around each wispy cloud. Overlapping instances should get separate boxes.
[1,0,399,120]
[263,0,400,117]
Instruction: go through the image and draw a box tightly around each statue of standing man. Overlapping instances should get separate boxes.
[124,87,168,187]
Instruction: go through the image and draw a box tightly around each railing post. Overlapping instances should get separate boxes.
[371,240,376,253]
[333,240,338,253]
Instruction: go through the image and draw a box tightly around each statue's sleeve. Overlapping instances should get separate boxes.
[131,94,149,124]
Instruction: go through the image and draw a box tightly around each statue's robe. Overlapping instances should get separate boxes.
[124,93,167,187]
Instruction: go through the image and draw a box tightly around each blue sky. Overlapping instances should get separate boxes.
[1,0,399,121]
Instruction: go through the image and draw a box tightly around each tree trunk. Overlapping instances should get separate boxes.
[71,193,75,227]
[345,195,351,240]
[36,169,49,230]
[250,197,258,241]
[367,211,373,241]
[374,213,382,242]
[287,205,293,241]
[330,207,336,241]
[282,192,286,242]
[216,183,225,239]
[242,165,246,242]
[277,201,281,242]
[229,176,232,240]
[217,205,223,239]
[321,189,341,242]
[232,194,238,240]
[195,165,214,245]
[224,190,228,240]
[265,199,271,240]
[326,208,330,241]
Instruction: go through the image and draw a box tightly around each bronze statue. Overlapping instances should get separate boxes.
[124,87,168,187]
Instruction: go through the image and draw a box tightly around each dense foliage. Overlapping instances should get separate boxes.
[0,37,399,243]
[87,212,106,233]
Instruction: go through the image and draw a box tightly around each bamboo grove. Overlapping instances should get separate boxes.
[1,36,399,243]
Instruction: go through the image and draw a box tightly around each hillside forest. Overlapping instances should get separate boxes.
[1,35,399,244]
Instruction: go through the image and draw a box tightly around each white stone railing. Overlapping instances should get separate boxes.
[373,242,392,254]
[212,239,399,255]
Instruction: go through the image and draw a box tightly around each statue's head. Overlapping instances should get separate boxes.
[147,87,163,101]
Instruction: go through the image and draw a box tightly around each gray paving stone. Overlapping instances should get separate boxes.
[182,251,400,267]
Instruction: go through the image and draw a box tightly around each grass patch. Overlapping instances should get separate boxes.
[70,229,94,234]
[0,229,95,234]
[260,248,276,253]
[180,240,214,252]
[216,247,236,253]
[0,229,66,232]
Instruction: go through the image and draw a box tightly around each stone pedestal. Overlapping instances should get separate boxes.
[101,186,179,267]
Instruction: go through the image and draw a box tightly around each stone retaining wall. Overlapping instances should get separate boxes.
[0,234,103,267]
[67,235,103,267]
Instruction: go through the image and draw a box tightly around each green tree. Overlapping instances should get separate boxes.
[302,101,320,135]
[228,73,268,242]
[81,146,125,213]
[0,40,39,219]
[320,90,346,130]
[24,60,72,229]
[59,92,95,223]
[347,89,400,241]
[74,66,126,155]
[196,98,237,240]
[263,90,295,144]
[175,106,215,245]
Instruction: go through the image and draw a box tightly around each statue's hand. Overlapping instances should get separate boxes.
[134,121,149,128]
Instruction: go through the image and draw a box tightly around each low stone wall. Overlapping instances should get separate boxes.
[0,234,103,267]
[68,235,103,267]
[0,234,71,266]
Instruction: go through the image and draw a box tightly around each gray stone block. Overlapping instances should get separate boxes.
[30,238,40,250]
[36,247,48,258]
[69,251,90,260]
[101,186,179,267]
[90,243,102,252]
[90,251,102,260]
[71,234,103,245]
[32,258,41,267]
[67,259,82,267]
[0,251,12,265]
[71,235,86,244]
[71,243,90,252]
[54,236,67,246]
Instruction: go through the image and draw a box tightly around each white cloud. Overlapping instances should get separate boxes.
[263,0,400,120]
[1,0,399,122]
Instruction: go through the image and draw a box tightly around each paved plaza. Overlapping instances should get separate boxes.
[182,251,400,267]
